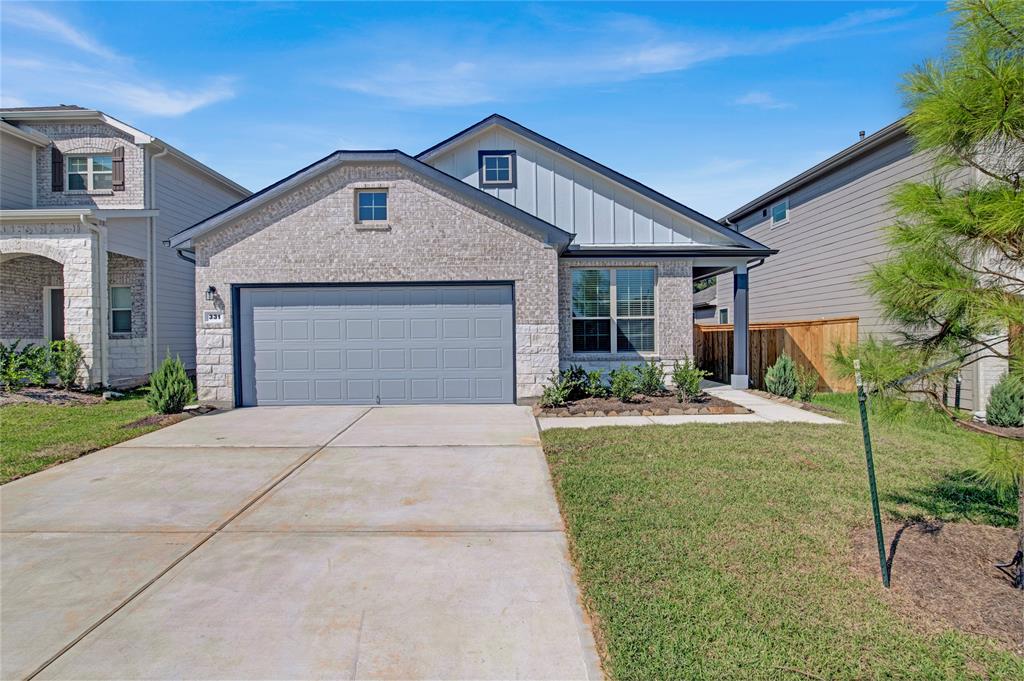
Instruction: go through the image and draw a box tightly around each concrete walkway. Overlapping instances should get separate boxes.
[1,406,601,680]
[538,387,843,430]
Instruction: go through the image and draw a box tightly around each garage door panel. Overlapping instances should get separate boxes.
[240,285,514,405]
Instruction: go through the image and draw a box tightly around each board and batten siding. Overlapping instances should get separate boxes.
[154,153,246,369]
[426,127,734,247]
[715,132,997,409]
[1,132,35,209]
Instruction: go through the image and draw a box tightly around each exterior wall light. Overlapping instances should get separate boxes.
[205,285,217,302]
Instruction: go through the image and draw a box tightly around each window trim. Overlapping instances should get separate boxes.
[477,150,517,189]
[110,285,132,334]
[355,188,389,224]
[571,267,657,355]
[719,308,729,325]
[66,154,113,192]
[769,198,789,227]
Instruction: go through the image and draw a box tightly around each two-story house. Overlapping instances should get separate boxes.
[168,114,775,407]
[0,105,248,388]
[710,120,1007,412]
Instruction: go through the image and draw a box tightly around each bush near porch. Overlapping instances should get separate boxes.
[543,394,1023,679]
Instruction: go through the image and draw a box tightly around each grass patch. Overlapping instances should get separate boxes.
[543,393,1023,680]
[1,390,161,483]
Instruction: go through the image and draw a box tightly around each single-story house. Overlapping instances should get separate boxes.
[169,115,775,407]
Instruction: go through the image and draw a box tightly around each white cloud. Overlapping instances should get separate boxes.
[734,91,792,110]
[1,6,236,116]
[330,6,912,107]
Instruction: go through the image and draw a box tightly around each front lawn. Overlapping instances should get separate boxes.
[543,394,1023,680]
[1,391,165,483]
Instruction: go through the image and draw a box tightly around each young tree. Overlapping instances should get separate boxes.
[867,0,1024,587]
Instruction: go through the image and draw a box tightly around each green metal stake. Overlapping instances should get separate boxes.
[854,360,890,588]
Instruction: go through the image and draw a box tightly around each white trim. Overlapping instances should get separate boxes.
[0,120,49,146]
[0,208,103,224]
[480,152,513,185]
[769,198,789,227]
[94,209,160,219]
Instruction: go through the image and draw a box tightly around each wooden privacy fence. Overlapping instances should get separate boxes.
[693,316,859,392]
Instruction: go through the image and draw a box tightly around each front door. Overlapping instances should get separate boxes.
[47,288,64,342]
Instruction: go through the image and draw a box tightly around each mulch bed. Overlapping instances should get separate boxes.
[535,391,750,417]
[747,389,838,416]
[121,413,191,430]
[850,520,1023,654]
[0,387,103,407]
[956,419,1024,440]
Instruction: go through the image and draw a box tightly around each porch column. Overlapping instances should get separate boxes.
[731,263,749,389]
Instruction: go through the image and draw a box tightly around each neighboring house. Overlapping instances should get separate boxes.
[169,114,774,407]
[711,120,1007,411]
[0,105,248,388]
[693,283,722,324]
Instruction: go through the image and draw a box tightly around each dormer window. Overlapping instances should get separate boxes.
[67,155,113,191]
[478,150,516,188]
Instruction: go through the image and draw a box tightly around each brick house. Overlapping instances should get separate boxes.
[168,115,774,407]
[0,105,248,387]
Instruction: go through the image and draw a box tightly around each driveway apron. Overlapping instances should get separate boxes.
[1,405,600,680]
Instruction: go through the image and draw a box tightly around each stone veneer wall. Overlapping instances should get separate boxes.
[557,258,694,380]
[193,162,559,407]
[107,252,148,385]
[29,121,145,209]
[0,254,63,341]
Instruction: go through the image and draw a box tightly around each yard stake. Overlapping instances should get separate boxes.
[854,360,890,588]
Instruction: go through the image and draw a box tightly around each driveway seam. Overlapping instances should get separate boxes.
[23,407,373,681]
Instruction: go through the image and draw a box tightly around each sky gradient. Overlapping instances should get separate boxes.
[1,1,952,218]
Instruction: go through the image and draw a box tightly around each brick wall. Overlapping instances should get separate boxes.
[0,254,63,341]
[107,252,148,384]
[193,162,560,406]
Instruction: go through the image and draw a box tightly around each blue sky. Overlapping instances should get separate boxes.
[1,1,951,218]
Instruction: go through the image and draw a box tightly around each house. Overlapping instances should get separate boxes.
[168,115,775,407]
[710,120,1007,411]
[0,105,249,388]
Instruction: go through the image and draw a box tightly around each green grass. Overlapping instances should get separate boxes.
[1,390,161,483]
[543,393,1022,680]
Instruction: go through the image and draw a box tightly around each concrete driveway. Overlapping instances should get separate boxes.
[1,406,600,680]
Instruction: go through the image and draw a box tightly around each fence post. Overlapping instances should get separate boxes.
[854,359,890,588]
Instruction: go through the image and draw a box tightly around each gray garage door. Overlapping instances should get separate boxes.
[238,285,514,406]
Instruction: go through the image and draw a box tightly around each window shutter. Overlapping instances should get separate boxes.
[51,146,64,192]
[112,146,125,191]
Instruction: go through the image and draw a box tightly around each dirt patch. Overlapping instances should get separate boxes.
[536,391,749,417]
[850,520,1023,653]
[0,388,103,407]
[121,412,191,430]
[747,389,838,416]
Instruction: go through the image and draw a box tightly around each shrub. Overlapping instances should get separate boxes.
[22,344,53,387]
[795,365,819,402]
[584,369,608,398]
[147,354,195,414]
[540,370,573,408]
[0,341,28,392]
[561,364,589,401]
[765,353,799,398]
[985,373,1024,428]
[672,356,708,403]
[635,359,665,396]
[609,363,640,402]
[51,338,84,390]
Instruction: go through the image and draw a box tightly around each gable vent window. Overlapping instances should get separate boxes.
[770,199,789,226]
[478,150,516,188]
[356,190,388,223]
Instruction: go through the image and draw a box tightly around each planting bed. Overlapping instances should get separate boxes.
[535,391,750,417]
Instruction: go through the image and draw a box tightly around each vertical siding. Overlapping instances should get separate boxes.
[714,133,999,408]
[1,133,35,209]
[154,154,245,369]
[426,128,733,247]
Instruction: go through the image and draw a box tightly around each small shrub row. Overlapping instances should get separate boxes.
[764,352,819,402]
[0,338,84,391]
[540,357,708,407]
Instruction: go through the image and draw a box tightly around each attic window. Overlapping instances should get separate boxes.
[770,199,789,226]
[478,150,516,188]
[356,190,388,222]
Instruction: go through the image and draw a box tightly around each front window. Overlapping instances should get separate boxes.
[67,155,112,191]
[770,198,789,226]
[478,151,516,187]
[110,286,132,333]
[357,190,388,222]
[571,268,656,353]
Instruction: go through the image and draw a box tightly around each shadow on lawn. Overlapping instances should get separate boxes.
[884,470,1016,528]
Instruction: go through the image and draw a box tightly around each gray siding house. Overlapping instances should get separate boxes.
[169,115,774,407]
[0,106,248,387]
[711,120,1006,411]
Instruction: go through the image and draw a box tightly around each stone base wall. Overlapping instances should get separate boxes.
[109,336,149,387]
[516,323,559,397]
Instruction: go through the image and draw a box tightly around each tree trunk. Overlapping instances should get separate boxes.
[1017,482,1024,589]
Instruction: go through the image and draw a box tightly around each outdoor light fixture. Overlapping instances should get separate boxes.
[205,285,217,302]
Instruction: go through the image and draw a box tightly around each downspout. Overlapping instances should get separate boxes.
[148,144,170,372]
[82,214,109,388]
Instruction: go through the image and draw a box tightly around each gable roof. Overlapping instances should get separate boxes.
[723,118,907,223]
[168,149,575,250]
[417,114,770,252]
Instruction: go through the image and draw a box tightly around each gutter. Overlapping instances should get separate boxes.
[148,144,171,374]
